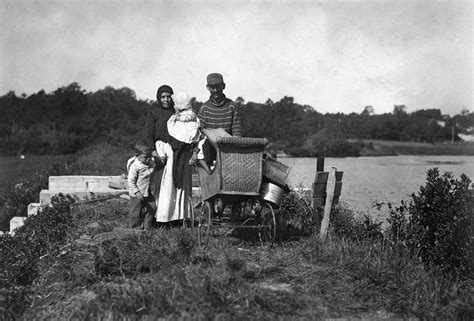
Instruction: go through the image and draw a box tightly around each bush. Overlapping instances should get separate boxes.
[385,168,473,276]
[0,194,75,288]
[0,194,75,319]
[0,160,78,232]
[280,189,320,236]
[330,205,383,241]
[280,188,383,241]
[0,173,49,232]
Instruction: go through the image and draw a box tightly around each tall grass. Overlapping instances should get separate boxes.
[1,188,471,320]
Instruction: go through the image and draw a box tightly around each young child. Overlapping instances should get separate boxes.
[167,92,211,173]
[127,141,156,229]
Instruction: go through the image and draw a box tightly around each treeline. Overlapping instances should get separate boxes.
[0,83,150,155]
[1,83,473,157]
[241,97,474,156]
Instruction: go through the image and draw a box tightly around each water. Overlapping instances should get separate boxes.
[1,155,472,221]
[279,155,474,219]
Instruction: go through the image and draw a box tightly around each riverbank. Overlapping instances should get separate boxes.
[357,139,474,156]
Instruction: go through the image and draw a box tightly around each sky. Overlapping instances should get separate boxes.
[0,0,472,115]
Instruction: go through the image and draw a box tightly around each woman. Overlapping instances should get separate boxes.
[144,84,193,224]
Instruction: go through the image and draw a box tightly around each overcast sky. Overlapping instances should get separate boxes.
[0,0,472,115]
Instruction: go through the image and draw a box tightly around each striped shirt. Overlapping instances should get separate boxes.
[197,97,242,137]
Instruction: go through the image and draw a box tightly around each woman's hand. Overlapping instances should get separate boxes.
[155,140,172,166]
[188,150,198,166]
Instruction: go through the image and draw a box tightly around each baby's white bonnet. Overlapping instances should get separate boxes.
[172,92,191,111]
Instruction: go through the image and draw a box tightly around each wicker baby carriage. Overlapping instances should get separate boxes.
[196,129,279,246]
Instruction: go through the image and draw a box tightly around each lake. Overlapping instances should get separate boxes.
[279,155,474,219]
[1,155,473,221]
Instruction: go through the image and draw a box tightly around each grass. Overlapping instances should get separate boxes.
[3,196,471,320]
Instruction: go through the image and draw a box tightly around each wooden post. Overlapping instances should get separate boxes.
[317,157,324,172]
[320,167,336,241]
[312,157,325,208]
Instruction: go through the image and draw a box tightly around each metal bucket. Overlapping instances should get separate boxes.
[260,182,285,207]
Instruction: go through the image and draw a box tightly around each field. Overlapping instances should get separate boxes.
[0,155,74,199]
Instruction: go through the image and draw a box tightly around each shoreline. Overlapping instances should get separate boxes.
[357,140,474,157]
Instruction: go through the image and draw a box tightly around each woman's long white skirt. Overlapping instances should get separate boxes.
[154,141,190,222]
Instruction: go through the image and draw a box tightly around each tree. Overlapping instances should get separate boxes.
[393,104,407,115]
[361,105,374,116]
[235,96,245,106]
[2,91,24,135]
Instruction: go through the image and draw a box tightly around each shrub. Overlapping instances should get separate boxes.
[0,160,77,232]
[280,189,321,236]
[0,194,75,319]
[0,173,49,231]
[0,194,75,288]
[330,205,383,241]
[385,168,473,276]
[410,169,472,275]
[280,188,383,241]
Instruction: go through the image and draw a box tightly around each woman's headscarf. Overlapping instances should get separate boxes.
[156,85,174,108]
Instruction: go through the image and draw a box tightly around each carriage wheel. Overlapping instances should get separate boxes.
[198,201,213,246]
[182,196,195,231]
[258,203,277,246]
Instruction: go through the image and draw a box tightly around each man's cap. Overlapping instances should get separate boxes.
[207,73,224,86]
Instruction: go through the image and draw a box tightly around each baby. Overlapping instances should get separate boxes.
[167,92,211,173]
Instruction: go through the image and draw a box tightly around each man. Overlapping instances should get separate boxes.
[195,73,242,168]
[197,73,242,137]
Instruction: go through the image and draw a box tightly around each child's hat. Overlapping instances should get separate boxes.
[172,92,191,112]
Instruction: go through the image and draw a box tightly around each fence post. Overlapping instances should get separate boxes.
[317,157,324,172]
[320,167,336,241]
[311,157,325,208]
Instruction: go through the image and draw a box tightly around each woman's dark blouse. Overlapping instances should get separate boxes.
[144,105,176,148]
[143,104,192,198]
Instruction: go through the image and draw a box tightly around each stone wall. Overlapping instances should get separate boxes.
[7,175,128,235]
